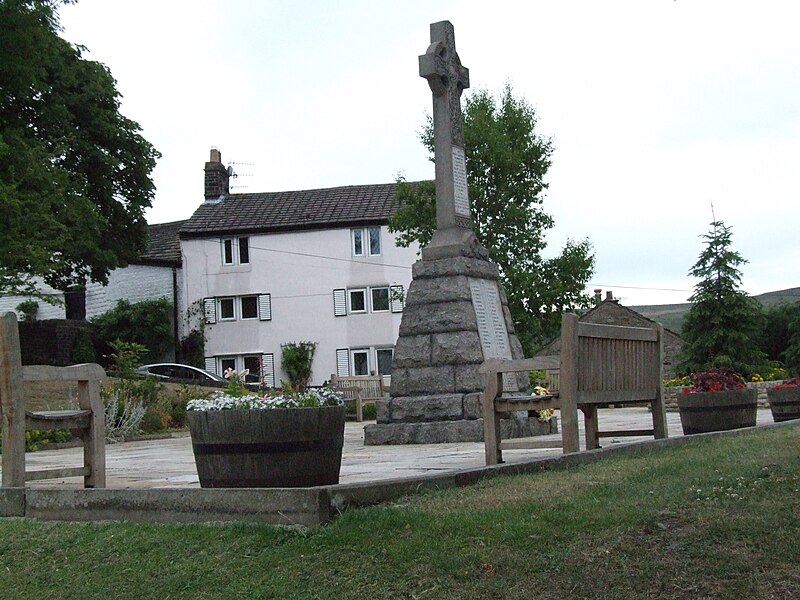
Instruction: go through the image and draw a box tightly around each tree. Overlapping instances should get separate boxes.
[389,86,594,354]
[0,0,159,299]
[679,220,765,376]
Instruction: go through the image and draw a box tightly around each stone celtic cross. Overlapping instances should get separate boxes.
[419,21,471,230]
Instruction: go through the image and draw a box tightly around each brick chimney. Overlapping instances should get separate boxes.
[605,291,618,303]
[204,147,229,202]
[594,289,602,305]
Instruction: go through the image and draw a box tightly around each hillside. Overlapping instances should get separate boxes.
[631,287,800,334]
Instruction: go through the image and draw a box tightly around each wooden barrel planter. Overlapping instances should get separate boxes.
[677,389,758,435]
[767,387,800,422]
[188,405,346,488]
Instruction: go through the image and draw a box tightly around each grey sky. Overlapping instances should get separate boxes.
[59,0,800,306]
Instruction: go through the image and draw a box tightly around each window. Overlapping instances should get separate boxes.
[348,288,367,313]
[222,238,234,265]
[351,349,370,376]
[221,236,249,265]
[351,228,364,256]
[334,285,403,315]
[371,287,389,312]
[241,296,258,320]
[219,356,237,375]
[376,348,394,375]
[238,237,250,264]
[243,355,262,383]
[351,227,381,257]
[368,226,381,255]
[218,297,235,320]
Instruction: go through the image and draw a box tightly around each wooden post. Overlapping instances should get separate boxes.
[481,369,502,465]
[651,324,668,439]
[0,312,25,488]
[78,377,106,488]
[559,313,580,453]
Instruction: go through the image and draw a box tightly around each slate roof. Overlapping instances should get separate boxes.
[179,183,400,239]
[137,220,186,267]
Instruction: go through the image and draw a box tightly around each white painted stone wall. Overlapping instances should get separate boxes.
[0,264,179,321]
[182,225,419,386]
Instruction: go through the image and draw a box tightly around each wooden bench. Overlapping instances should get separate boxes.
[481,313,668,465]
[1,312,107,488]
[330,374,385,422]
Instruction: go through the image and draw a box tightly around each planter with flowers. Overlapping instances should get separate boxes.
[187,370,345,488]
[677,367,757,435]
[767,377,800,422]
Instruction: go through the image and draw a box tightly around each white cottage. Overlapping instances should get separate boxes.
[179,150,419,387]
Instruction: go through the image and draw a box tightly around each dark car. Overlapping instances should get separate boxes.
[135,363,226,386]
[135,363,262,390]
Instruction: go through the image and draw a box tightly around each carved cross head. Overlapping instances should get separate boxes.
[419,21,470,99]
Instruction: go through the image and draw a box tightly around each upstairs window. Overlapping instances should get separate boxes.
[351,227,381,257]
[348,288,367,313]
[368,226,381,255]
[221,236,250,265]
[238,237,250,264]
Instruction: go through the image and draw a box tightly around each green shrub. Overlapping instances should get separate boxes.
[281,341,317,391]
[92,298,174,366]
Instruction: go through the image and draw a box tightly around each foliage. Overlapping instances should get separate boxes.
[92,298,174,365]
[103,388,146,442]
[102,339,168,434]
[684,367,746,394]
[389,86,594,354]
[773,376,800,390]
[222,368,249,398]
[70,328,96,363]
[784,307,800,376]
[679,221,766,377]
[0,0,160,296]
[186,387,344,411]
[179,299,207,367]
[664,375,692,387]
[15,299,38,321]
[760,302,800,362]
[280,341,317,391]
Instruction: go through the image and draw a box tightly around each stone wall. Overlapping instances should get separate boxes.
[19,320,96,366]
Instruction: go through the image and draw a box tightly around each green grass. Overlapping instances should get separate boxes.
[2,426,799,599]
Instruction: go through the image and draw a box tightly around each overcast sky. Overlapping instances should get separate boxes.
[58,0,800,306]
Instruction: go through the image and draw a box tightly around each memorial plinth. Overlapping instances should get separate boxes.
[363,21,556,445]
[363,236,556,444]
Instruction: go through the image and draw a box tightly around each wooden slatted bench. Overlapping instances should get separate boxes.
[481,313,668,465]
[1,312,107,488]
[330,374,385,422]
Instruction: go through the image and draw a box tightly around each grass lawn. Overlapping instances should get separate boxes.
[1,425,798,599]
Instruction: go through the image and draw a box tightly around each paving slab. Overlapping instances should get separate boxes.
[17,408,776,489]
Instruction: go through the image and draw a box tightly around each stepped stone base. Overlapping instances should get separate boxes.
[364,415,557,445]
[377,231,531,445]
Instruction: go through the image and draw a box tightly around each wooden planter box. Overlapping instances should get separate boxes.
[767,387,800,423]
[677,388,757,435]
[188,405,346,488]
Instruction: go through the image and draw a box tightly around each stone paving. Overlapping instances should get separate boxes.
[21,408,776,489]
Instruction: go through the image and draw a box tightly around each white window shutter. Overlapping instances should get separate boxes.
[204,357,217,375]
[258,294,272,321]
[336,349,350,377]
[390,285,405,313]
[333,289,347,317]
[261,353,275,388]
[203,297,217,324]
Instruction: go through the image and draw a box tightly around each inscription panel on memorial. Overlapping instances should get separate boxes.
[469,278,517,392]
[452,146,470,218]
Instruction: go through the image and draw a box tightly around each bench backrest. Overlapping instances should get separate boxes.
[331,374,385,400]
[561,313,663,404]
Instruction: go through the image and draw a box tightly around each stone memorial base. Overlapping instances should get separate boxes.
[364,231,550,445]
